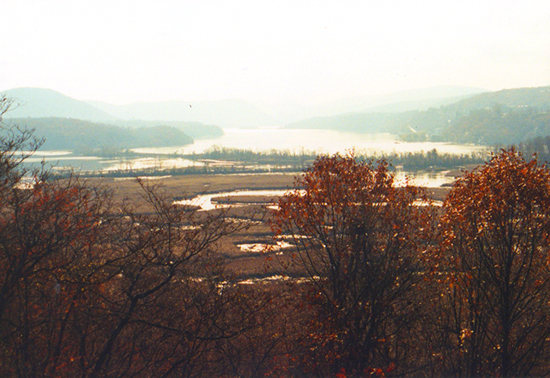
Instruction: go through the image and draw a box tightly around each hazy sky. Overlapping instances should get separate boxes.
[2,0,549,105]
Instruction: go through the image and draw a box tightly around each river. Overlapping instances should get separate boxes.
[23,128,486,173]
[132,128,485,156]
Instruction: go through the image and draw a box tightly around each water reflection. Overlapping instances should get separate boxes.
[174,189,291,211]
[133,129,486,156]
[21,130,485,173]
[395,170,455,187]
[174,170,451,211]
[237,241,293,253]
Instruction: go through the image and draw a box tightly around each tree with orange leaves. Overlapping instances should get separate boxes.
[435,148,550,377]
[271,152,433,376]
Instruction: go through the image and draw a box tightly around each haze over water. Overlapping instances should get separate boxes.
[27,128,487,175]
[132,128,487,156]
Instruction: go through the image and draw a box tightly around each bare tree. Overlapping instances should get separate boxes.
[0,99,271,377]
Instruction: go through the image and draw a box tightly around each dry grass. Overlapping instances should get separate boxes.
[84,173,297,209]
[79,172,451,279]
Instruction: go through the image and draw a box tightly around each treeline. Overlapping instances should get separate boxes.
[378,148,488,170]
[184,146,489,172]
[62,147,490,179]
[190,145,318,167]
[516,134,550,164]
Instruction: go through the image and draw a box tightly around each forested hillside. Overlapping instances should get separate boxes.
[113,119,224,139]
[439,107,550,144]
[286,86,550,145]
[4,86,550,146]
[1,88,225,139]
[417,86,550,144]
[5,117,194,153]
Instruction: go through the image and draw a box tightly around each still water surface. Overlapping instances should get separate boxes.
[176,172,448,211]
[25,128,486,173]
[133,128,485,156]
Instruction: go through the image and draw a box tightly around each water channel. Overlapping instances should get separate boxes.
[174,168,451,211]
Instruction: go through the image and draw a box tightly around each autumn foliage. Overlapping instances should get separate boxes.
[432,149,550,377]
[0,101,279,377]
[270,150,550,377]
[271,153,434,376]
[5,95,550,378]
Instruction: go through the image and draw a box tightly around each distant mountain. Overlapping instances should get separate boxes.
[443,86,550,114]
[318,85,488,116]
[411,86,550,144]
[5,85,549,146]
[111,86,488,127]
[439,109,550,145]
[89,99,277,128]
[2,86,488,130]
[256,86,487,125]
[283,93,485,133]
[285,85,550,145]
[2,88,116,122]
[1,87,225,139]
[358,93,482,114]
[111,120,224,139]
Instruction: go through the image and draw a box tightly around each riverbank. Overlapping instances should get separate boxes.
[81,172,453,278]
[89,171,452,209]
[85,173,297,211]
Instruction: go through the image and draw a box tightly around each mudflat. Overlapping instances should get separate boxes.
[84,173,298,210]
[80,172,451,278]
[87,172,450,207]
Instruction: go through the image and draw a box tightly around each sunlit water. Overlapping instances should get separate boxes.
[23,128,486,173]
[132,128,485,156]
[174,170,450,211]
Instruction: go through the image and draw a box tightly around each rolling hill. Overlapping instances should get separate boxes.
[3,86,488,129]
[4,85,550,146]
[5,117,194,153]
[2,88,117,122]
[1,87,225,143]
[285,86,550,145]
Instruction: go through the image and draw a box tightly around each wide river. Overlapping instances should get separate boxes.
[132,128,485,156]
[25,128,486,173]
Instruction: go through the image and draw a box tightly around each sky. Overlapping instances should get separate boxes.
[1,0,550,105]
